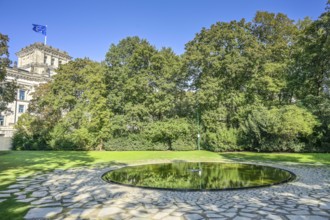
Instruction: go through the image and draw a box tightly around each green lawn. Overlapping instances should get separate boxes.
[0,150,329,220]
[220,152,330,165]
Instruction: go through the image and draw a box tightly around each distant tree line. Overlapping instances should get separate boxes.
[12,4,330,152]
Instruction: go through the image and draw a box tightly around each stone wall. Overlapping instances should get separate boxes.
[0,137,12,150]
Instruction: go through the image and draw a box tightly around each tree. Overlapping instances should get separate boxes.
[105,37,187,136]
[288,3,330,151]
[105,37,158,136]
[183,19,263,150]
[13,83,56,150]
[0,33,16,113]
[14,59,111,150]
[251,11,298,104]
[289,6,330,98]
[49,59,111,150]
[144,118,193,150]
[240,105,318,152]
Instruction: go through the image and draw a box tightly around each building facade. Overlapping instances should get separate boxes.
[0,43,71,137]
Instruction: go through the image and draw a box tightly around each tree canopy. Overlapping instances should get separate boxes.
[0,33,16,113]
[12,3,330,152]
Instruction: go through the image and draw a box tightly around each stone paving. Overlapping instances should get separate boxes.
[1,162,330,220]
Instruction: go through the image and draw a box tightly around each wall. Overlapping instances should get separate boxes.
[0,137,12,150]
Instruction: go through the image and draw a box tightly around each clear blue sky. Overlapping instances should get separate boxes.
[0,0,327,62]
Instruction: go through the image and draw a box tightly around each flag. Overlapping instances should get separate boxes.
[32,24,47,36]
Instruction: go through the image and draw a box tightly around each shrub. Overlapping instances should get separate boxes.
[12,114,49,150]
[172,138,196,151]
[204,128,240,152]
[143,118,193,150]
[104,135,167,151]
[240,105,318,152]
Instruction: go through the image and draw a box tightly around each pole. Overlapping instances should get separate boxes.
[197,109,200,151]
[14,91,18,124]
[44,25,47,45]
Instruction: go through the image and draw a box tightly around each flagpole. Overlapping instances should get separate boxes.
[44,25,47,45]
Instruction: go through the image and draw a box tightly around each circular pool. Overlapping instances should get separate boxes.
[102,162,295,191]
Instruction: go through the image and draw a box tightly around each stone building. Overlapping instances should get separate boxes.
[0,43,71,137]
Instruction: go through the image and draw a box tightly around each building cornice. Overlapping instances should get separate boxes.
[19,62,55,71]
[6,67,51,83]
[16,42,72,60]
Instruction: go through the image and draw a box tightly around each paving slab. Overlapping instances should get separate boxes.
[8,184,26,189]
[24,207,62,219]
[31,190,48,197]
[67,208,97,217]
[1,189,20,193]
[17,198,36,203]
[267,214,284,220]
[184,213,204,220]
[287,215,329,220]
[0,194,11,198]
[98,207,122,217]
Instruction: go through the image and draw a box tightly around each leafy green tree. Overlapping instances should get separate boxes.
[202,108,239,151]
[14,59,111,150]
[252,11,297,62]
[13,83,55,150]
[49,60,111,150]
[105,37,158,136]
[288,3,330,151]
[12,114,46,150]
[0,33,16,113]
[291,7,330,98]
[240,105,318,152]
[105,37,187,137]
[183,19,263,150]
[251,12,298,104]
[144,118,194,150]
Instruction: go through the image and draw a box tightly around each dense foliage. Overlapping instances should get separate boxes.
[13,3,330,152]
[0,33,16,113]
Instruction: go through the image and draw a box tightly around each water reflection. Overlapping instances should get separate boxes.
[102,163,294,190]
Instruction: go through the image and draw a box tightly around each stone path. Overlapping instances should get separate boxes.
[1,162,330,219]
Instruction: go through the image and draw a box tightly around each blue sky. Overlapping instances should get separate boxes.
[0,0,327,62]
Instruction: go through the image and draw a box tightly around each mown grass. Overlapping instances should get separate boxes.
[220,152,330,165]
[0,150,329,219]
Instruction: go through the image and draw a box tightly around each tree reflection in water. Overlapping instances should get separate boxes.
[102,162,294,190]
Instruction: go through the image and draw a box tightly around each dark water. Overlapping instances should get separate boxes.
[102,162,294,190]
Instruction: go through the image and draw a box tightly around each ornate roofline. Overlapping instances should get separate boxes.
[15,42,72,60]
[19,62,56,71]
[5,67,51,83]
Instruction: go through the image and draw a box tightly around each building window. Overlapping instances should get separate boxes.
[0,116,4,126]
[59,60,62,66]
[19,90,25,100]
[44,55,47,64]
[18,105,25,113]
[51,58,55,65]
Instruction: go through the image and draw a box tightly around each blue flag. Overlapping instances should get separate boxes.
[32,24,47,36]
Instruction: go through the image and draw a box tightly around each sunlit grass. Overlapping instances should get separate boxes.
[220,152,330,165]
[0,198,30,220]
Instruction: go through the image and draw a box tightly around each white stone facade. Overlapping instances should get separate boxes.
[0,42,71,137]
